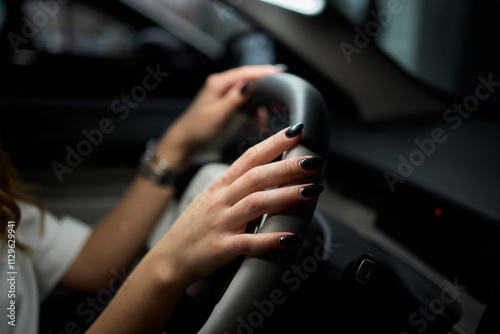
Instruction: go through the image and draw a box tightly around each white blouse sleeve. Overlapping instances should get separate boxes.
[16,202,92,299]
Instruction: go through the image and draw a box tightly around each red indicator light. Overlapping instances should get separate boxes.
[434,206,442,218]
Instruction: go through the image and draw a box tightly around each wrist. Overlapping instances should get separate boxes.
[145,247,191,291]
[155,125,193,173]
[137,139,184,186]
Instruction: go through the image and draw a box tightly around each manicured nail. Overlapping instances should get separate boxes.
[285,122,304,138]
[279,234,302,247]
[241,82,251,95]
[299,156,325,170]
[274,63,289,72]
[300,184,324,198]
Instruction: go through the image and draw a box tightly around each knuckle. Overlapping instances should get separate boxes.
[243,145,261,162]
[239,66,253,77]
[231,236,250,254]
[210,175,225,190]
[244,193,263,213]
[243,168,261,188]
[205,73,220,89]
[281,159,297,175]
[237,151,254,169]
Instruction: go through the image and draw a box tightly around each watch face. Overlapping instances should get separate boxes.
[144,139,159,161]
[138,156,178,186]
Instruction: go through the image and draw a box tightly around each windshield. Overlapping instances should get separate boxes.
[119,0,252,60]
[330,0,500,97]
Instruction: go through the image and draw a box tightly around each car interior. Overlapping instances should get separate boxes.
[1,0,499,333]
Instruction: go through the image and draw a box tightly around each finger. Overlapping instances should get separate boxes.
[227,232,299,256]
[217,80,251,113]
[222,123,304,185]
[212,65,282,95]
[256,106,269,134]
[224,156,324,205]
[227,184,324,225]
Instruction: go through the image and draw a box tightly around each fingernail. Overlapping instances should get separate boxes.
[285,122,304,138]
[241,82,251,95]
[300,184,324,198]
[274,63,289,72]
[299,156,325,170]
[279,234,302,247]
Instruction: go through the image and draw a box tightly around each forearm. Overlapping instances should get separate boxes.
[67,178,175,290]
[61,129,188,291]
[85,250,187,334]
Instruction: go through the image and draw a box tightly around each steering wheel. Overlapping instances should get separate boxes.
[193,73,330,333]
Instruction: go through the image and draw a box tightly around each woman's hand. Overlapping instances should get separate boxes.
[155,65,284,172]
[152,123,325,285]
[87,123,325,334]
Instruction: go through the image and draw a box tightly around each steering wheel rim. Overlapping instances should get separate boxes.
[196,73,330,333]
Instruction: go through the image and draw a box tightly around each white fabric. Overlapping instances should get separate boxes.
[0,202,91,334]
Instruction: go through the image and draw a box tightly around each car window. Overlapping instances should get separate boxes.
[152,0,250,43]
[331,0,500,98]
[119,0,254,61]
[256,0,326,15]
[373,0,469,95]
[22,0,134,58]
[329,0,371,26]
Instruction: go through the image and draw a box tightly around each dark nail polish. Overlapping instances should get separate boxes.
[300,184,324,198]
[279,234,302,247]
[300,156,325,170]
[285,122,304,138]
[241,83,251,95]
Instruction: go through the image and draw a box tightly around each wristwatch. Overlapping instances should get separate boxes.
[137,139,179,186]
